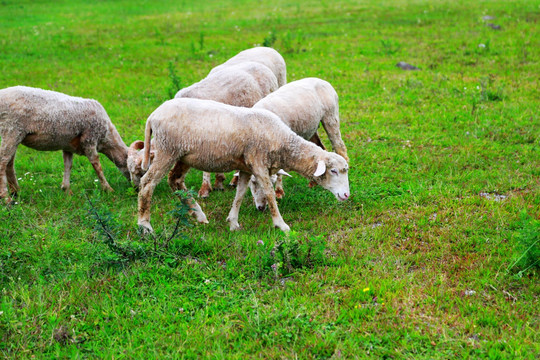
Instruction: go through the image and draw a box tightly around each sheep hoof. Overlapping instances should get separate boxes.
[138,221,154,234]
[198,183,211,198]
[198,189,210,198]
[62,187,74,196]
[229,223,241,231]
[275,188,285,199]
[196,213,209,224]
[275,222,290,232]
[103,185,114,192]
[214,175,225,190]
[228,177,238,188]
[227,216,241,231]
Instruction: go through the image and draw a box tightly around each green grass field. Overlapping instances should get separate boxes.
[1,0,539,358]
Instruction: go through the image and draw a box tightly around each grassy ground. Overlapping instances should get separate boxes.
[1,0,539,358]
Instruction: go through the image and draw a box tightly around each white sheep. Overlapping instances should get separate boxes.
[208,47,287,87]
[174,61,279,197]
[240,78,349,210]
[253,78,348,159]
[0,86,130,202]
[130,98,349,233]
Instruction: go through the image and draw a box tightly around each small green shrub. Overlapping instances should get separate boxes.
[263,30,277,47]
[281,30,305,54]
[507,212,540,277]
[198,31,205,50]
[479,76,505,102]
[254,231,327,280]
[84,190,196,266]
[189,31,206,58]
[166,61,182,99]
[380,39,400,55]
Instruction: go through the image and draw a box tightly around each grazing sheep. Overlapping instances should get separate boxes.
[241,78,349,210]
[253,78,348,160]
[130,98,349,233]
[175,61,279,198]
[175,61,278,107]
[208,47,287,87]
[0,86,130,202]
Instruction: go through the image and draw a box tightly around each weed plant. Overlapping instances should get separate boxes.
[166,62,182,99]
[508,212,540,277]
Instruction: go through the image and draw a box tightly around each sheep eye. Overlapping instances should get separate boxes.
[330,169,338,175]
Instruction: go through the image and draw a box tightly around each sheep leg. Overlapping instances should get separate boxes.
[275,173,284,199]
[85,149,114,192]
[61,151,74,195]
[168,161,208,224]
[229,172,239,187]
[0,133,21,202]
[321,110,349,162]
[6,153,19,196]
[168,161,187,191]
[257,174,290,232]
[213,173,226,191]
[198,171,212,198]
[226,171,250,231]
[137,153,176,233]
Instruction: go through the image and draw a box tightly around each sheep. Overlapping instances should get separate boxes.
[175,61,278,107]
[174,61,279,198]
[130,98,349,233]
[0,86,130,202]
[253,78,348,160]
[235,77,348,210]
[208,46,287,87]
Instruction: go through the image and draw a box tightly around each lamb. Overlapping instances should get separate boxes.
[239,77,349,210]
[208,47,287,87]
[130,98,349,233]
[174,60,280,197]
[0,86,130,202]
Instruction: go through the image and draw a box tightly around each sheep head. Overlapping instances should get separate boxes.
[310,153,350,201]
[127,140,153,190]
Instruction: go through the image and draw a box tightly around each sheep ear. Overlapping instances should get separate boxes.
[313,160,326,177]
[277,169,292,178]
[130,140,145,150]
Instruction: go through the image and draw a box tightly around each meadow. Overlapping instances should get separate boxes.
[0,0,539,358]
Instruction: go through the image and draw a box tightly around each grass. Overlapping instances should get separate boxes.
[1,0,539,358]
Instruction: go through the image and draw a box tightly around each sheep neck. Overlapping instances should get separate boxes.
[99,124,129,177]
[283,135,325,180]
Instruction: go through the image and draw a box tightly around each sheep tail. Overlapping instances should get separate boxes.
[141,120,152,171]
